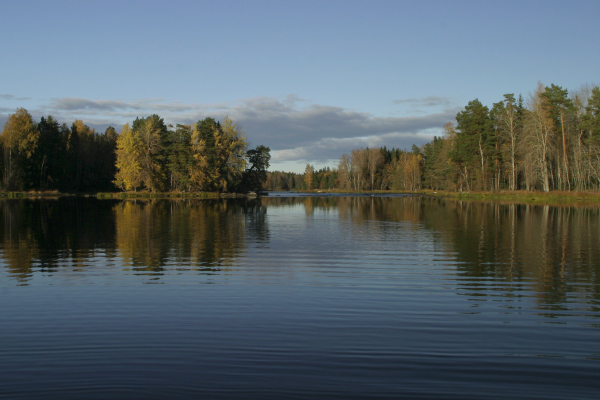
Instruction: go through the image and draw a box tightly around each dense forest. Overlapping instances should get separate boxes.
[3,82,599,194]
[265,82,600,192]
[0,111,270,193]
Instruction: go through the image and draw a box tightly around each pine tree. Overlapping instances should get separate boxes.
[449,99,493,190]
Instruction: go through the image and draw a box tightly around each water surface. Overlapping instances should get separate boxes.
[1,195,599,399]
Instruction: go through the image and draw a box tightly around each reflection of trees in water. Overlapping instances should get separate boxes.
[114,199,270,275]
[262,195,600,312]
[0,198,119,283]
[418,200,600,313]
[336,196,424,224]
[263,195,424,224]
[114,200,172,274]
[1,200,39,282]
[0,198,269,283]
[242,199,269,245]
[303,197,313,215]
[186,200,245,272]
[2,195,599,312]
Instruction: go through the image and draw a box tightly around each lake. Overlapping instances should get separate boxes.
[1,194,599,399]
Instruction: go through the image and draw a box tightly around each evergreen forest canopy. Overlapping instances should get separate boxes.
[267,82,600,193]
[0,111,270,193]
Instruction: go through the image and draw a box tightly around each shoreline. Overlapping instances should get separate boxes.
[281,189,600,205]
[2,189,599,205]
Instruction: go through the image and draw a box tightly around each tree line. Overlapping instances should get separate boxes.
[265,167,337,191]
[423,82,600,192]
[0,109,270,193]
[264,82,600,193]
[5,81,599,194]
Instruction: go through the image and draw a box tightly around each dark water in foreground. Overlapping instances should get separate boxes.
[1,194,599,399]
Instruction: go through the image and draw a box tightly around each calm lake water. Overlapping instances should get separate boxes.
[1,194,599,399]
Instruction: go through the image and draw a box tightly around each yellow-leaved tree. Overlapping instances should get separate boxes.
[217,116,247,191]
[114,124,142,191]
[1,108,39,190]
[190,116,247,192]
[136,115,167,192]
[304,164,314,190]
[114,115,169,192]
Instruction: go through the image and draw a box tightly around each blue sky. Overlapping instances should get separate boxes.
[1,0,599,172]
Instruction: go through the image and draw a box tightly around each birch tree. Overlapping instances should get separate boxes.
[523,84,555,192]
[491,94,523,191]
[338,154,352,190]
[367,147,384,190]
[351,148,368,191]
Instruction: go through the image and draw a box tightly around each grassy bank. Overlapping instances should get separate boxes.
[422,189,600,205]
[95,192,256,199]
[292,188,600,205]
[295,189,421,195]
[0,191,260,200]
[0,191,63,198]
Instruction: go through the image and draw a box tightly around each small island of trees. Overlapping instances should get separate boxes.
[0,111,270,194]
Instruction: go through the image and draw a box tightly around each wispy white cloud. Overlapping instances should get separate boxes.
[394,95,456,108]
[0,107,16,114]
[0,94,31,101]
[49,97,201,113]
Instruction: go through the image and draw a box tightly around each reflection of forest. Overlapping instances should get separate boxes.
[262,196,600,310]
[114,199,264,274]
[0,198,268,283]
[261,195,425,224]
[0,198,120,283]
[418,200,600,312]
[1,196,600,311]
